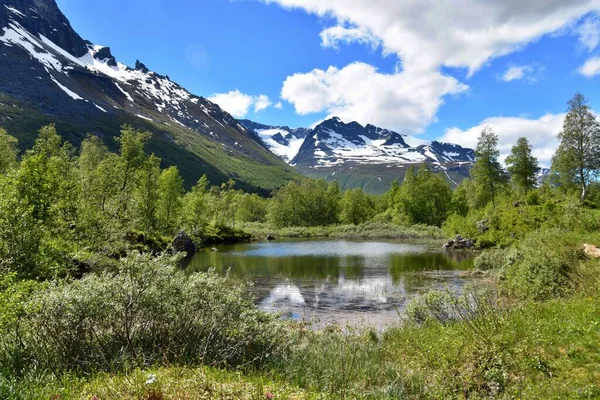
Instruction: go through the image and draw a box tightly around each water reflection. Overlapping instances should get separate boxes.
[186,239,480,327]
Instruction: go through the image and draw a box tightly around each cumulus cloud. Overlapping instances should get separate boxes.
[253,94,272,112]
[579,56,600,76]
[274,101,283,109]
[439,113,565,166]
[263,0,600,74]
[281,62,468,133]
[208,90,273,117]
[575,14,600,51]
[501,65,534,82]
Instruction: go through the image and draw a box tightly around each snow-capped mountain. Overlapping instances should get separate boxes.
[242,117,475,193]
[238,119,311,163]
[0,0,297,193]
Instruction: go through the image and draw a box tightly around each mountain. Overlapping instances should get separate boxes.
[0,0,298,193]
[238,119,311,163]
[241,117,475,194]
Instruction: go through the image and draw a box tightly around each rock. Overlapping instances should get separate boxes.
[266,235,276,241]
[211,247,217,252]
[583,243,600,258]
[171,231,195,256]
[443,234,477,250]
[476,219,489,233]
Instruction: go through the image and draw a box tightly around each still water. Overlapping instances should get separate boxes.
[186,239,480,327]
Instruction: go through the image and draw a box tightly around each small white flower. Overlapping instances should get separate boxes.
[145,374,157,385]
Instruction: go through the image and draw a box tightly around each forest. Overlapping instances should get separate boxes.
[1,93,600,399]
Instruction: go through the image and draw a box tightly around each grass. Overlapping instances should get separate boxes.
[241,221,444,241]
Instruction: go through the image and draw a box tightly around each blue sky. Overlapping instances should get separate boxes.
[56,0,600,165]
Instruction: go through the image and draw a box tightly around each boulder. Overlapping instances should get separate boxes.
[266,235,276,241]
[583,243,600,258]
[443,234,477,250]
[476,219,489,233]
[171,231,196,256]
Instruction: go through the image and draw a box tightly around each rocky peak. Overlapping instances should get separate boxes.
[135,59,149,73]
[1,0,89,57]
[92,46,117,67]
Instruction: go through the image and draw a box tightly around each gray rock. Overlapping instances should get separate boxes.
[172,231,196,256]
[476,219,489,233]
[266,235,276,241]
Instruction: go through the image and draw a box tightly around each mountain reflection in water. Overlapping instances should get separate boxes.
[186,239,482,327]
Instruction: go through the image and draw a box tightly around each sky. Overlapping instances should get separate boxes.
[55,0,600,165]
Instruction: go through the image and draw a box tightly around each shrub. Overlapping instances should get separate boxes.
[1,252,289,374]
[503,229,583,300]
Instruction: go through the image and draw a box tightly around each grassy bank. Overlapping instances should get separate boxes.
[242,221,444,241]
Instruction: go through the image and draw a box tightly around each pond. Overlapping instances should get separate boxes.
[186,238,481,328]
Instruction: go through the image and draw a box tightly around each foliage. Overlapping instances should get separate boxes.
[0,252,289,374]
[339,188,374,225]
[505,137,540,194]
[0,128,18,174]
[389,166,453,226]
[470,126,507,208]
[502,229,584,300]
[551,93,600,200]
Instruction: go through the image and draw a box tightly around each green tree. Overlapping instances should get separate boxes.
[135,155,161,234]
[114,125,151,220]
[157,166,184,234]
[471,126,506,208]
[237,193,268,223]
[0,128,18,174]
[340,189,374,225]
[180,175,210,239]
[551,93,600,200]
[506,137,540,194]
[391,166,453,226]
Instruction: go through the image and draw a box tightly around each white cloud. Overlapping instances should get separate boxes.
[263,0,600,74]
[579,56,600,76]
[320,25,380,50]
[208,90,273,117]
[274,101,283,109]
[575,14,600,51]
[281,62,468,133]
[501,65,534,82]
[254,94,272,112]
[439,113,565,166]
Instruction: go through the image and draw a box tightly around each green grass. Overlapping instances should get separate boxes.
[241,221,444,241]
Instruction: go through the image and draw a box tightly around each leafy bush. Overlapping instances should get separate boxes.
[503,230,583,300]
[1,252,289,374]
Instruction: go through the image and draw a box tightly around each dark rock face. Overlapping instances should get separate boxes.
[1,0,89,57]
[135,60,149,73]
[443,234,478,250]
[93,46,117,67]
[172,231,196,255]
[266,235,275,241]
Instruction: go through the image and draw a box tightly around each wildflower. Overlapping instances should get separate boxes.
[146,374,158,385]
[265,391,274,399]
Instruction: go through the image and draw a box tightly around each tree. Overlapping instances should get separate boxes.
[391,166,453,226]
[471,126,506,208]
[135,155,161,234]
[114,125,151,219]
[180,175,210,239]
[157,166,184,234]
[237,193,268,223]
[551,93,600,200]
[0,128,18,174]
[505,137,540,194]
[340,188,373,225]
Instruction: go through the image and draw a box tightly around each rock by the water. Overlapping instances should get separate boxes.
[172,231,196,255]
[443,234,477,250]
[211,247,217,252]
[266,235,275,241]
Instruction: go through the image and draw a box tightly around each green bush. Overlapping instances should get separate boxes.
[0,252,289,374]
[503,230,583,300]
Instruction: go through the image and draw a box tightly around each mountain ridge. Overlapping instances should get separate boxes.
[0,0,298,193]
[240,117,475,193]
